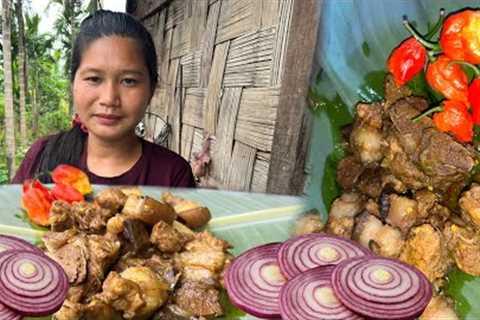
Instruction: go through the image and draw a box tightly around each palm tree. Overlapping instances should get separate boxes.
[15,0,28,143]
[2,0,17,180]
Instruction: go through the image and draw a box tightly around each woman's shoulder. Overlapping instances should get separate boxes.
[11,136,51,183]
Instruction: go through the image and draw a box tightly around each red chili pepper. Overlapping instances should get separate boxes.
[470,79,480,125]
[440,9,480,64]
[51,183,84,203]
[433,100,473,142]
[22,179,54,202]
[22,186,53,226]
[426,55,469,105]
[51,164,92,195]
[387,37,427,86]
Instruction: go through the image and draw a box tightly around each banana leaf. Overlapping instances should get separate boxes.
[0,185,309,320]
[305,1,480,319]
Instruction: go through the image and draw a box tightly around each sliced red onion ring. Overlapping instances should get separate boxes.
[0,303,21,320]
[224,243,286,319]
[0,234,43,255]
[332,257,432,320]
[277,233,371,279]
[0,250,68,316]
[280,265,363,320]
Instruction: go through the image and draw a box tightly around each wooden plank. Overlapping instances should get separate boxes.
[200,0,222,87]
[181,124,195,161]
[271,0,293,85]
[251,156,269,193]
[216,0,260,44]
[183,88,206,128]
[225,141,256,191]
[267,0,320,195]
[203,41,230,135]
[159,29,173,87]
[211,88,242,182]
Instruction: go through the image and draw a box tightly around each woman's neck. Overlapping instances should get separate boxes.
[86,134,143,177]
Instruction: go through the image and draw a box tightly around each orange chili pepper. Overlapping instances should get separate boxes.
[51,183,84,203]
[23,179,54,202]
[22,186,52,226]
[433,100,473,142]
[440,9,480,64]
[51,164,92,195]
[426,55,469,105]
[387,37,427,86]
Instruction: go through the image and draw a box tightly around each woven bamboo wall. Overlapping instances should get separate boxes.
[128,0,318,194]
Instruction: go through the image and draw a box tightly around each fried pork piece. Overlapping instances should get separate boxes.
[400,224,452,284]
[174,281,223,317]
[350,102,385,165]
[151,220,186,253]
[46,235,89,285]
[94,187,127,213]
[161,192,211,228]
[99,271,145,319]
[42,229,77,251]
[414,189,438,220]
[386,194,419,234]
[122,194,176,225]
[326,193,364,238]
[419,295,459,320]
[122,219,150,254]
[459,184,480,230]
[353,212,404,258]
[444,223,480,276]
[49,200,74,231]
[153,304,197,320]
[383,73,413,110]
[71,201,114,233]
[53,300,85,320]
[293,211,324,236]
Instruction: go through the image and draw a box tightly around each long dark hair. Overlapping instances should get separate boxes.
[35,10,158,182]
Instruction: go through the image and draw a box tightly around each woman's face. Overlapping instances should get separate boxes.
[72,36,152,142]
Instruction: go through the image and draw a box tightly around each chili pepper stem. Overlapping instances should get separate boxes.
[402,17,441,51]
[425,8,446,40]
[449,60,480,77]
[412,106,444,122]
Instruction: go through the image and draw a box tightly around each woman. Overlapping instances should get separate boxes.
[13,10,195,187]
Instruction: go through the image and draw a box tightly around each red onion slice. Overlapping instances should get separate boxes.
[0,234,43,255]
[332,257,432,320]
[280,265,363,320]
[277,233,371,279]
[0,303,21,320]
[0,250,68,316]
[224,243,286,318]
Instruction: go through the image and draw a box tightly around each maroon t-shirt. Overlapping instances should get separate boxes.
[12,138,196,188]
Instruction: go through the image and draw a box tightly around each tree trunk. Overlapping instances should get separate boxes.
[2,0,17,181]
[16,0,28,143]
[32,77,39,138]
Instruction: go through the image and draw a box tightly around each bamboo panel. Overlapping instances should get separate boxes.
[211,88,242,182]
[190,0,208,50]
[235,121,275,151]
[167,60,181,153]
[223,27,275,87]
[149,88,168,119]
[237,87,279,124]
[225,141,256,191]
[203,41,230,135]
[190,128,204,163]
[180,51,201,88]
[181,124,195,161]
[216,0,262,44]
[154,10,167,67]
[271,0,293,85]
[159,28,173,87]
[183,88,206,128]
[209,0,219,5]
[260,0,280,27]
[251,156,269,193]
[200,0,222,87]
[166,0,185,30]
[171,17,191,59]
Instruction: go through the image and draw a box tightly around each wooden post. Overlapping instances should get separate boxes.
[267,0,320,195]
